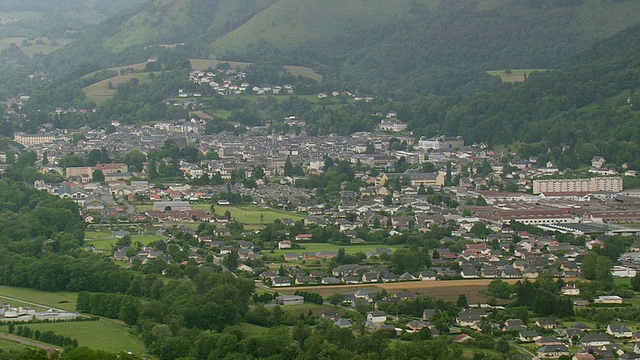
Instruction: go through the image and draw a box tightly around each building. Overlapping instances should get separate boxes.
[275,295,304,306]
[532,177,623,195]
[13,132,68,146]
[379,119,408,132]
[417,136,464,150]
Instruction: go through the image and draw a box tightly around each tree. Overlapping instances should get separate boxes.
[327,293,345,306]
[475,195,487,206]
[632,271,640,292]
[496,337,510,353]
[92,169,105,182]
[457,294,468,309]
[284,156,294,176]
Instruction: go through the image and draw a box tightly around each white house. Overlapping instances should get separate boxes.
[607,325,633,338]
[366,311,387,324]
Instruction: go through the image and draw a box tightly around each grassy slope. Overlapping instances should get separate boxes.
[83,73,153,105]
[210,0,422,53]
[103,0,191,51]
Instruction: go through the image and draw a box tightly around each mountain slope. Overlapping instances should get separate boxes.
[398,23,640,169]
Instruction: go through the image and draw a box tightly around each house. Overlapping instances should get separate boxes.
[519,330,540,342]
[536,318,557,330]
[457,309,485,327]
[295,234,313,241]
[537,345,570,358]
[272,277,291,287]
[561,284,580,296]
[581,333,610,346]
[406,320,429,332]
[335,318,352,328]
[278,241,292,249]
[366,311,387,324]
[419,270,437,281]
[607,325,633,338]
[535,337,562,347]
[275,295,304,306]
[284,253,299,261]
[453,334,474,343]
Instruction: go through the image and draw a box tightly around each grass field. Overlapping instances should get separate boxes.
[18,320,142,355]
[135,203,305,225]
[83,73,153,105]
[0,286,78,312]
[0,338,31,352]
[486,69,547,83]
[220,204,305,225]
[86,235,164,251]
[271,243,401,257]
[0,37,71,57]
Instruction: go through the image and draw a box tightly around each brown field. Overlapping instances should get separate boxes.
[281,277,582,303]
[279,279,524,302]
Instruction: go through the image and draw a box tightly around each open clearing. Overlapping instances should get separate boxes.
[83,73,153,105]
[19,320,142,355]
[0,37,71,57]
[0,286,78,312]
[487,69,547,83]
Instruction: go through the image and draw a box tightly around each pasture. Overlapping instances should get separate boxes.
[22,320,142,355]
[0,286,78,312]
[83,73,153,105]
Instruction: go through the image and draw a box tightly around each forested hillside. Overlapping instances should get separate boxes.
[400,23,640,170]
[41,0,640,92]
[0,0,146,38]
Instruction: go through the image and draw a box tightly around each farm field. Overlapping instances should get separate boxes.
[280,279,524,303]
[0,286,78,312]
[17,320,142,355]
[486,69,546,83]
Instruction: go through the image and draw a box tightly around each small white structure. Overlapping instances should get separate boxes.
[611,266,636,278]
[594,295,623,304]
[275,295,304,306]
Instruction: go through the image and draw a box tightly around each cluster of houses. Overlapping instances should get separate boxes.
[457,307,640,359]
[187,68,294,96]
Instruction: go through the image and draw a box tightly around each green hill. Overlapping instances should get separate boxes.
[45,0,640,92]
[398,23,640,170]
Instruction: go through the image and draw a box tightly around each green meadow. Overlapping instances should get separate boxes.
[15,320,142,355]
